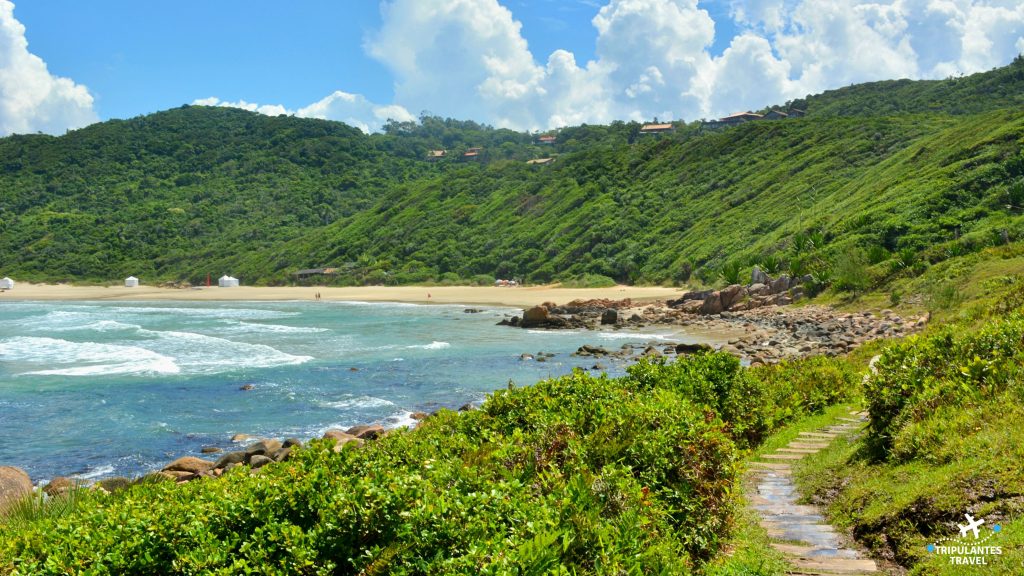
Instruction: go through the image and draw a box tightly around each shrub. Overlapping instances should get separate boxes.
[718,260,744,285]
[832,248,870,293]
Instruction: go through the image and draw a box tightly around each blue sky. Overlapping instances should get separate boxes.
[1,1,1022,135]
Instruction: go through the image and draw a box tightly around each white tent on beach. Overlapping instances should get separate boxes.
[124,276,139,287]
[0,277,13,290]
[218,275,240,288]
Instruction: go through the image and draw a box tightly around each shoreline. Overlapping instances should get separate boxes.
[0,283,682,308]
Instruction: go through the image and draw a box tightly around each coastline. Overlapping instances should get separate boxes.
[0,283,682,308]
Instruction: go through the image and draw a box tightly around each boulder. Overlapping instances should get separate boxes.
[345,424,385,440]
[162,470,197,482]
[231,433,254,442]
[162,456,215,475]
[324,430,364,450]
[642,346,663,357]
[282,438,303,449]
[521,306,549,325]
[719,284,746,310]
[752,266,769,285]
[769,275,791,294]
[676,342,712,354]
[700,292,724,315]
[201,446,223,454]
[747,283,770,297]
[273,447,293,462]
[519,353,534,361]
[43,476,78,497]
[600,309,618,325]
[245,439,283,458]
[249,455,273,469]
[98,477,132,494]
[0,466,32,514]
[214,451,247,469]
[410,412,429,421]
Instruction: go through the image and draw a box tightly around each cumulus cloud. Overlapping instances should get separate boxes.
[191,93,414,133]
[362,0,1024,129]
[0,0,97,136]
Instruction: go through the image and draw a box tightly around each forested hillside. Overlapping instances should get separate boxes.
[1,58,1022,288]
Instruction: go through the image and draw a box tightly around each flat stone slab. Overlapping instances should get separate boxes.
[789,556,878,574]
[748,461,792,470]
[799,432,839,439]
[777,447,821,454]
[770,543,862,559]
[789,442,830,449]
[764,453,805,460]
[837,417,863,423]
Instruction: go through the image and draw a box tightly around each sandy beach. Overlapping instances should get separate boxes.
[0,283,683,308]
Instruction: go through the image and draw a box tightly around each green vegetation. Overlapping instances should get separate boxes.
[795,298,1024,574]
[0,353,855,574]
[1,59,1022,290]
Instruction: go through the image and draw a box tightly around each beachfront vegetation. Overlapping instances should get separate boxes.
[0,352,857,574]
[0,58,1022,293]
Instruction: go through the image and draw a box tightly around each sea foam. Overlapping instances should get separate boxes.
[0,336,181,376]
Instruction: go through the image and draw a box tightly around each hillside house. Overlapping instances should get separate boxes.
[526,157,554,166]
[639,123,675,134]
[763,109,788,120]
[536,135,557,145]
[463,147,483,160]
[426,149,447,161]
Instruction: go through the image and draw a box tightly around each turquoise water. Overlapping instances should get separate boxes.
[0,300,715,482]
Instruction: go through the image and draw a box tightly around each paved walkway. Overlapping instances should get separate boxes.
[746,411,880,575]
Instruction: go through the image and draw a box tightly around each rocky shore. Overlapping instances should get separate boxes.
[500,268,928,366]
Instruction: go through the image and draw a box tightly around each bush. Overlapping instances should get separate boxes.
[863,312,1024,458]
[832,248,870,293]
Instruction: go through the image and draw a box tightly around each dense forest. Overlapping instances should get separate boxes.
[0,56,1022,289]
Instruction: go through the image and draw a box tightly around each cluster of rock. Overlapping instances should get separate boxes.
[499,298,642,329]
[668,267,809,315]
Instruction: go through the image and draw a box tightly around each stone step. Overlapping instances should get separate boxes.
[764,453,805,460]
[748,461,792,471]
[778,447,821,454]
[788,556,878,574]
[770,543,862,559]
[837,417,863,423]
[788,442,830,450]
[754,503,822,516]
[799,432,839,439]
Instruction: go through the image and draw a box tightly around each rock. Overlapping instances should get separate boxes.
[43,476,78,497]
[98,477,132,493]
[282,438,303,449]
[162,456,215,475]
[162,470,197,482]
[600,309,618,325]
[273,447,293,462]
[349,367,359,372]
[239,384,254,391]
[675,342,712,354]
[677,300,703,313]
[214,451,247,469]
[463,308,483,313]
[201,446,223,454]
[410,412,428,421]
[591,363,607,370]
[642,345,663,357]
[135,472,176,485]
[245,439,283,459]
[752,266,769,285]
[231,433,254,442]
[459,403,475,412]
[345,424,385,440]
[748,283,770,296]
[324,430,364,452]
[700,292,724,315]
[769,275,791,294]
[249,455,273,469]
[629,313,643,322]
[719,284,746,310]
[520,305,550,326]
[519,353,534,361]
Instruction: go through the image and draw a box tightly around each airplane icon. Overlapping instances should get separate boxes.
[958,514,985,539]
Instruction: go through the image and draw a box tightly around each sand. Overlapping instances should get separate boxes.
[0,283,683,308]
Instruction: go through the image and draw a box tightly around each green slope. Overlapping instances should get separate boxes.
[1,59,1022,289]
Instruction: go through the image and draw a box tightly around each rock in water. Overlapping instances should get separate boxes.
[0,466,32,513]
[600,309,618,325]
[345,424,385,440]
[520,306,550,327]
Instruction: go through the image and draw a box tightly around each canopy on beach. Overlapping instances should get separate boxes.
[124,276,139,287]
[218,275,239,287]
[0,277,12,289]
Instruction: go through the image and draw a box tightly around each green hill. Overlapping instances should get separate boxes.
[1,58,1022,291]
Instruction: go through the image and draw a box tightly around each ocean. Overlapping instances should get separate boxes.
[0,300,724,482]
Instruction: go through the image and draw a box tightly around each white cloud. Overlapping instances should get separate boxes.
[191,93,414,133]
[361,0,1024,128]
[0,0,97,136]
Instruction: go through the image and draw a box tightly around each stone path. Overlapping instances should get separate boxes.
[746,411,880,575]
